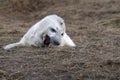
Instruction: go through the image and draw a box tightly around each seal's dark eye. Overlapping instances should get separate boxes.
[51,28,56,32]
[61,33,64,36]
[60,22,63,25]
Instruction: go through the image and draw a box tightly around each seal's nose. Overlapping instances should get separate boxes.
[54,41,60,45]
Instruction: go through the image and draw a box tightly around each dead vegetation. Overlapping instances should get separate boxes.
[0,0,120,80]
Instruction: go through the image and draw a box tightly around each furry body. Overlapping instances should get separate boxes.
[3,15,76,50]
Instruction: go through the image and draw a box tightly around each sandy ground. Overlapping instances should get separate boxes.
[0,0,120,80]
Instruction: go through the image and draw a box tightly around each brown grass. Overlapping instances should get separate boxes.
[0,0,120,80]
[9,0,51,12]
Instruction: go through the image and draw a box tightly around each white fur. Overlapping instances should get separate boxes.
[3,15,76,50]
[60,33,76,47]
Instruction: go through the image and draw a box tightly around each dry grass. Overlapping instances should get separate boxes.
[9,0,51,12]
[0,0,120,80]
[0,0,80,13]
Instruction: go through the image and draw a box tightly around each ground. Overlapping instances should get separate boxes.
[0,0,120,80]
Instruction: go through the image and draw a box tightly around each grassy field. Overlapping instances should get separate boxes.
[0,0,120,80]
